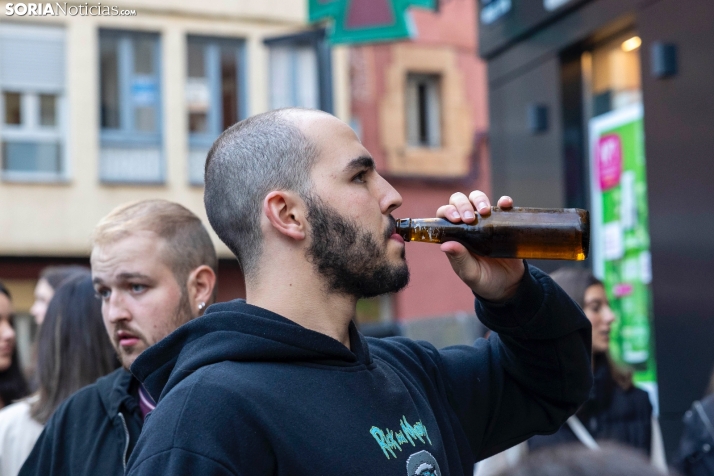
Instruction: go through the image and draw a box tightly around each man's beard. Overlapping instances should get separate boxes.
[304,195,409,298]
[173,284,195,328]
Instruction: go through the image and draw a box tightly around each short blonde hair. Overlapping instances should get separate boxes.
[92,200,217,288]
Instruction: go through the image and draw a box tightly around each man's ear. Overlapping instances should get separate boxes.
[186,265,217,316]
[263,191,307,241]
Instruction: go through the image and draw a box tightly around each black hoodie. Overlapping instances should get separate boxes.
[127,265,592,476]
[20,368,143,476]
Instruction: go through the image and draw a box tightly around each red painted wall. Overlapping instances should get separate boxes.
[351,0,491,321]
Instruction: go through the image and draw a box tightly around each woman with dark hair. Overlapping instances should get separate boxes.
[0,274,119,475]
[528,268,658,453]
[477,268,666,475]
[0,282,29,409]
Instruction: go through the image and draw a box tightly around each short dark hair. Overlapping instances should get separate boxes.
[30,274,119,423]
[0,281,29,406]
[497,443,664,476]
[204,108,320,278]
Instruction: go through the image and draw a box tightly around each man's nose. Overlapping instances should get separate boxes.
[105,292,131,323]
[377,173,403,215]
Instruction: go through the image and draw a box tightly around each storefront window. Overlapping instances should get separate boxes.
[586,31,642,117]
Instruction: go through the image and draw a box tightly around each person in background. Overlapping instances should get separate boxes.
[0,282,29,410]
[477,268,666,475]
[495,443,670,476]
[528,268,661,458]
[675,367,714,475]
[30,265,89,326]
[20,199,218,476]
[0,273,119,476]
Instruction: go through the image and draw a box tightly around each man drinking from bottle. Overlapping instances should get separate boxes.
[127,108,593,476]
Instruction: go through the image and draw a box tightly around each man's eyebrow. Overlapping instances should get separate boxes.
[93,273,152,285]
[117,272,152,281]
[344,156,375,173]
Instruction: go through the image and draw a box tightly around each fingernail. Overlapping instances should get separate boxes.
[477,202,488,212]
[451,211,460,219]
[464,211,475,220]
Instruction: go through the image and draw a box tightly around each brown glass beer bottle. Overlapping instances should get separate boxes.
[396,207,590,261]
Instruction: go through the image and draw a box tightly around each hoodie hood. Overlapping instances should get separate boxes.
[131,300,372,403]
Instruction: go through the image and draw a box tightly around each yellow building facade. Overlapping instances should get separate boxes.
[0,0,350,362]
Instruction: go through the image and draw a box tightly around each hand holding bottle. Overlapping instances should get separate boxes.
[435,191,526,302]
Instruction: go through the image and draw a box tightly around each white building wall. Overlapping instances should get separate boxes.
[0,0,350,258]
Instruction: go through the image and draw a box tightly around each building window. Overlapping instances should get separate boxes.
[265,29,332,113]
[186,36,245,185]
[99,30,162,184]
[0,24,66,182]
[406,73,442,148]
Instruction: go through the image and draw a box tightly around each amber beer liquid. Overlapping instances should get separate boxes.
[396,207,590,261]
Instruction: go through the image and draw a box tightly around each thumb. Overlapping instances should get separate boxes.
[441,242,481,285]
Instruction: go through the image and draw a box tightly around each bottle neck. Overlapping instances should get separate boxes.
[395,218,457,245]
[395,218,412,241]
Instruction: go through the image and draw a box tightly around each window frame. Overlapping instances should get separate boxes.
[264,29,333,114]
[186,35,247,186]
[98,29,163,184]
[0,24,68,183]
[406,73,442,149]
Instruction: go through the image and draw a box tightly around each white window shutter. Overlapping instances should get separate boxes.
[269,46,293,110]
[294,45,318,109]
[0,24,65,91]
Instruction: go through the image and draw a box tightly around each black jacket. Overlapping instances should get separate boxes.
[127,265,593,476]
[19,368,143,476]
[529,353,652,454]
[676,394,714,476]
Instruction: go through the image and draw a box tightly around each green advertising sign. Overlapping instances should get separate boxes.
[309,0,437,45]
[589,104,657,406]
